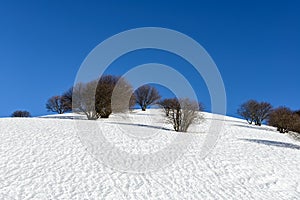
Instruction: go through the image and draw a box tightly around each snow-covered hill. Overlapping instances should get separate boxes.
[1,110,300,199]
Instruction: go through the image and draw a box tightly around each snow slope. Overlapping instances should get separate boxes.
[0,110,300,199]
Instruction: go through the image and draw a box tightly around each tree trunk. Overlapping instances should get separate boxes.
[166,109,169,117]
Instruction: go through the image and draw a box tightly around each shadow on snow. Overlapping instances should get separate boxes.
[108,122,173,131]
[240,138,300,150]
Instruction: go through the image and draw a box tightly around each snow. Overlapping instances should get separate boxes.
[1,110,300,199]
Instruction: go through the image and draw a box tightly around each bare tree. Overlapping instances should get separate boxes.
[72,81,99,120]
[237,100,258,124]
[11,110,31,117]
[292,110,300,133]
[294,110,300,117]
[268,107,296,133]
[254,102,272,126]
[129,94,136,111]
[158,98,174,116]
[164,98,203,132]
[72,76,134,120]
[159,98,204,117]
[291,116,300,133]
[96,75,134,118]
[46,95,71,114]
[134,85,161,111]
[61,87,73,111]
[237,100,272,126]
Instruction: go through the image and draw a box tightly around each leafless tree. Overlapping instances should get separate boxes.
[61,87,73,111]
[46,95,71,114]
[237,100,272,126]
[237,100,258,124]
[72,76,134,120]
[11,110,31,117]
[254,102,272,126]
[158,98,175,116]
[129,94,136,111]
[134,85,161,111]
[72,81,99,120]
[164,98,203,132]
[292,110,300,133]
[96,75,134,118]
[292,117,300,133]
[294,110,300,117]
[268,107,296,133]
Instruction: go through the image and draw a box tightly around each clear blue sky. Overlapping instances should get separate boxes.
[0,0,299,117]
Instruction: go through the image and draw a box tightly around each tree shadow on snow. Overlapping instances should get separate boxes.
[205,117,245,125]
[108,122,172,131]
[240,138,300,150]
[233,124,275,132]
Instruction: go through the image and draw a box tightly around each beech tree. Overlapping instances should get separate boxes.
[134,85,161,111]
[11,110,31,117]
[294,110,300,117]
[61,87,72,111]
[46,95,71,114]
[268,107,296,133]
[237,100,258,124]
[72,75,134,120]
[159,98,203,118]
[96,75,133,118]
[254,102,272,126]
[292,117,300,133]
[292,110,300,133]
[72,81,99,120]
[162,98,203,132]
[237,100,272,126]
[158,98,175,116]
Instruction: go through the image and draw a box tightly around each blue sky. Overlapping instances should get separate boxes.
[0,0,299,117]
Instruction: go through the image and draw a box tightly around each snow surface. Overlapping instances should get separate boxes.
[1,110,300,199]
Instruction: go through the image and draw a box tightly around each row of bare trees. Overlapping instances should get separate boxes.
[46,76,161,117]
[46,75,202,132]
[238,100,300,134]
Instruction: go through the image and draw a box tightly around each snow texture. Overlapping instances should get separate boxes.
[1,110,300,199]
